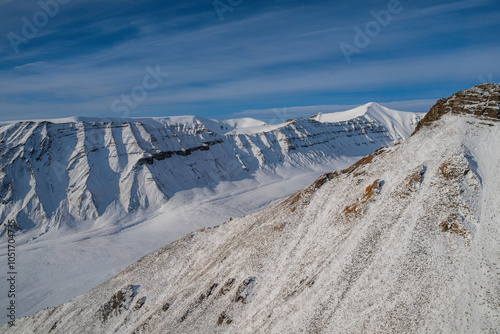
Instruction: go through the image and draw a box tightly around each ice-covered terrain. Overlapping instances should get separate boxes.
[0,103,424,323]
[2,84,498,333]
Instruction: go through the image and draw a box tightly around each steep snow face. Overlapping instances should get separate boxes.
[5,113,498,333]
[0,109,422,234]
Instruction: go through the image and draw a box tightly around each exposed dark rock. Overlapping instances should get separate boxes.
[217,311,232,325]
[344,179,382,218]
[313,171,339,190]
[97,285,138,322]
[134,296,146,310]
[234,277,257,304]
[219,278,236,296]
[180,282,220,322]
[137,139,224,165]
[414,83,500,133]
[49,321,58,332]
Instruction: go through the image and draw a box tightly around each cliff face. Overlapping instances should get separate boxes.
[415,83,500,132]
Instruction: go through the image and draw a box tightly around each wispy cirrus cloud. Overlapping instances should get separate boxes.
[0,0,499,121]
[419,0,494,15]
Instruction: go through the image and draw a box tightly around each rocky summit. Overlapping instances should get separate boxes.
[415,83,500,132]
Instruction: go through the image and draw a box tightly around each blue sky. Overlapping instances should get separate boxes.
[0,0,499,122]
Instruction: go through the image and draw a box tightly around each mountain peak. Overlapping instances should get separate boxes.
[363,102,382,109]
[312,102,394,123]
[313,103,423,141]
[414,83,500,132]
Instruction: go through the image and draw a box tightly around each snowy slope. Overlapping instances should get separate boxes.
[3,85,498,333]
[0,104,424,323]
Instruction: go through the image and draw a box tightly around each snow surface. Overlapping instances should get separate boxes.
[0,106,423,324]
[3,113,498,333]
[218,118,267,130]
[313,102,425,141]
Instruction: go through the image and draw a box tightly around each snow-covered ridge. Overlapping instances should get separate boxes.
[0,105,423,234]
[5,104,498,333]
[312,102,423,141]
[0,115,265,135]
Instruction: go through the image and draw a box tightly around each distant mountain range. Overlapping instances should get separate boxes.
[0,102,422,234]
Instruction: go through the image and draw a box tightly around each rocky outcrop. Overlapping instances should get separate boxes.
[137,139,224,165]
[414,83,500,132]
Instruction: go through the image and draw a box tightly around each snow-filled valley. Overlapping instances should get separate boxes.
[0,103,424,323]
[2,84,498,334]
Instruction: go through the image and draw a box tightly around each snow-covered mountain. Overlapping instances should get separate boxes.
[312,102,419,141]
[0,103,422,234]
[0,102,424,324]
[4,85,498,333]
